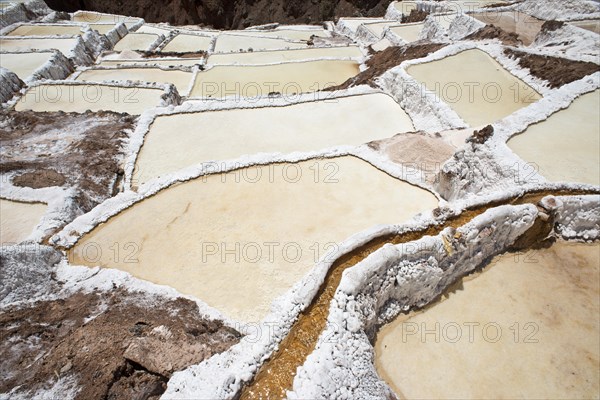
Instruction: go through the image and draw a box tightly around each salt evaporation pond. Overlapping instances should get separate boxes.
[227,28,329,41]
[189,59,359,99]
[72,11,140,28]
[338,18,388,35]
[375,241,600,399]
[392,1,417,15]
[206,46,362,66]
[214,34,307,53]
[508,90,600,186]
[570,19,600,34]
[389,23,425,43]
[133,93,414,185]
[0,51,53,79]
[0,199,47,245]
[15,83,165,114]
[88,23,119,34]
[113,33,160,52]
[136,24,174,35]
[99,57,203,67]
[69,156,438,323]
[473,11,544,45]
[6,23,83,36]
[0,37,78,54]
[407,49,541,127]
[161,33,213,53]
[75,67,193,96]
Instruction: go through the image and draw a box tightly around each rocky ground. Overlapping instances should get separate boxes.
[44,0,394,29]
[0,278,240,399]
[0,110,135,223]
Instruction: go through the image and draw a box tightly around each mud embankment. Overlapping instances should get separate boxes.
[0,288,240,399]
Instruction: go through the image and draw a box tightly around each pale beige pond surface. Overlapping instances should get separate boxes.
[72,11,141,27]
[136,24,174,36]
[0,37,78,54]
[392,1,418,15]
[89,24,119,34]
[473,11,544,45]
[338,18,388,34]
[99,58,203,67]
[15,84,164,114]
[0,51,53,79]
[207,46,362,66]
[114,33,160,52]
[407,49,541,127]
[190,60,358,99]
[228,28,328,41]
[214,34,307,53]
[133,93,414,185]
[75,67,193,96]
[508,90,600,186]
[69,156,438,323]
[7,24,83,36]
[389,23,424,43]
[375,241,600,400]
[0,199,47,245]
[570,19,600,34]
[161,34,213,53]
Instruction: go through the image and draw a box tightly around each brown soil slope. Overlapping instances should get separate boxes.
[0,110,135,215]
[45,0,393,29]
[0,290,240,399]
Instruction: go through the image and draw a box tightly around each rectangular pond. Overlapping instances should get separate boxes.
[375,241,600,399]
[75,67,194,96]
[406,48,541,127]
[133,93,414,185]
[508,90,600,186]
[0,199,47,245]
[206,46,363,66]
[69,156,438,323]
[213,34,307,53]
[15,83,165,114]
[189,59,359,99]
[0,51,53,80]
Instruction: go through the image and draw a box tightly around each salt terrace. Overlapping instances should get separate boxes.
[0,0,599,399]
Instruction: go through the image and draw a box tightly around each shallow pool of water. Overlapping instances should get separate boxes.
[389,23,425,43]
[375,241,600,399]
[15,83,165,114]
[72,11,140,28]
[189,59,358,99]
[99,57,203,67]
[570,19,600,34]
[161,33,213,53]
[206,46,362,66]
[75,67,194,96]
[7,24,83,36]
[113,33,160,52]
[213,34,307,53]
[0,51,53,80]
[69,156,438,323]
[89,23,119,34]
[0,199,47,245]
[0,37,78,54]
[227,28,329,41]
[508,90,600,186]
[339,18,388,34]
[407,48,541,127]
[473,11,544,45]
[133,93,414,185]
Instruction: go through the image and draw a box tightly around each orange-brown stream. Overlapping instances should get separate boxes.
[239,189,598,399]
